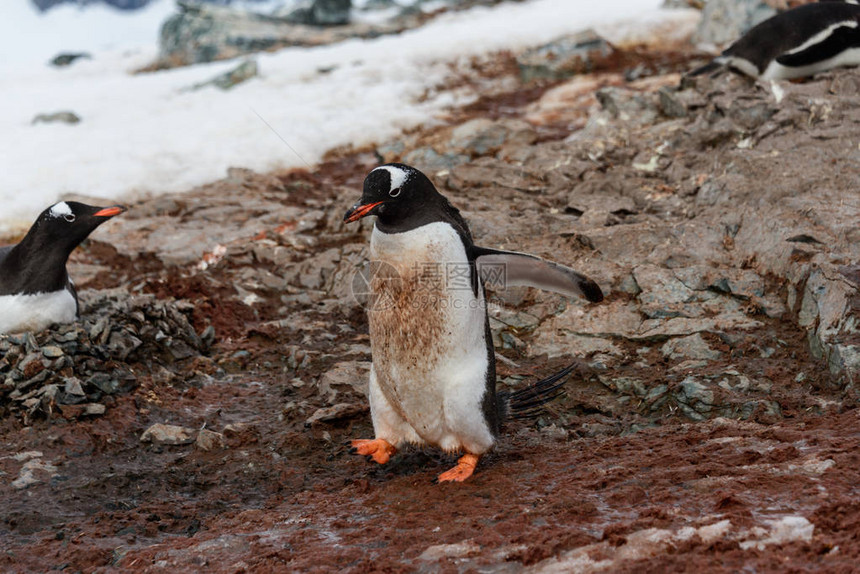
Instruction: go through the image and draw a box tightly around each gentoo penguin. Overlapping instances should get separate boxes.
[343,164,603,482]
[689,2,860,80]
[0,201,126,334]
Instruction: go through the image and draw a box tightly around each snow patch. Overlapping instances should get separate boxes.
[739,516,815,550]
[531,520,735,572]
[0,0,692,233]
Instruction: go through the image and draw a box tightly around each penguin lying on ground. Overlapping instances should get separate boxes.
[343,164,603,483]
[689,2,860,80]
[0,201,126,335]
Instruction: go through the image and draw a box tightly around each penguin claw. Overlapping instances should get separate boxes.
[349,438,396,465]
[436,454,480,483]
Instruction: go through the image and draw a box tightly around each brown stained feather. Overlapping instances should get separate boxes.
[368,257,451,422]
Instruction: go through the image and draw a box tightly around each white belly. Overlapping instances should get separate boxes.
[761,47,860,80]
[0,289,77,334]
[368,222,494,452]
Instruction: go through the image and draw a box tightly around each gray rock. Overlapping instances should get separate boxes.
[517,29,615,82]
[317,361,371,402]
[157,0,419,66]
[192,60,258,91]
[11,455,58,490]
[418,542,480,562]
[448,158,546,193]
[634,265,695,318]
[662,0,704,8]
[798,265,860,377]
[285,0,352,26]
[658,86,688,118]
[61,377,87,405]
[447,119,536,156]
[32,111,81,125]
[692,0,775,46]
[595,87,659,125]
[41,346,64,359]
[195,429,227,451]
[84,403,106,416]
[50,52,90,67]
[1,292,208,422]
[304,402,367,426]
[675,377,714,421]
[662,333,722,361]
[402,147,470,173]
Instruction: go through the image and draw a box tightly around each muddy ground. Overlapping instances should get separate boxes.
[2,36,860,573]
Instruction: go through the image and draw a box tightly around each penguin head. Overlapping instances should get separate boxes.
[343,164,444,229]
[26,201,126,254]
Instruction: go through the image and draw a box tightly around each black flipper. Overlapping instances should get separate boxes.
[471,246,604,303]
[775,23,860,68]
[687,59,725,77]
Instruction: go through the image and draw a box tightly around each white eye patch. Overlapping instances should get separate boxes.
[372,165,410,195]
[49,202,73,219]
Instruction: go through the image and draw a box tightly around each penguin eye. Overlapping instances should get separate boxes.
[64,214,76,222]
[389,187,401,198]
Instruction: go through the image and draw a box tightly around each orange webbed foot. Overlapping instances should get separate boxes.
[349,438,396,464]
[436,453,480,483]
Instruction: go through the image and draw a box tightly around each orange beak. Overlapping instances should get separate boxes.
[93,206,127,218]
[343,200,384,223]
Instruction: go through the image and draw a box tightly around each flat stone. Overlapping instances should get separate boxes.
[693,0,775,46]
[32,111,81,125]
[11,456,58,490]
[318,361,371,401]
[195,429,227,451]
[140,423,196,446]
[418,541,480,561]
[84,403,106,416]
[305,403,367,426]
[41,346,64,359]
[662,334,722,361]
[518,29,615,82]
[193,60,258,91]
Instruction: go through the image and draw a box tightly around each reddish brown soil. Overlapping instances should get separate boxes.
[1,374,857,572]
[2,46,859,573]
[1,163,856,572]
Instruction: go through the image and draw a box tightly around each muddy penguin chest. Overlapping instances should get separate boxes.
[368,224,468,368]
[367,223,485,399]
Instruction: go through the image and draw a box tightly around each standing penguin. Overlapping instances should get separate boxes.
[688,2,860,80]
[343,164,603,482]
[0,201,126,334]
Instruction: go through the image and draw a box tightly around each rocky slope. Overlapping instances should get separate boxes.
[1,32,859,573]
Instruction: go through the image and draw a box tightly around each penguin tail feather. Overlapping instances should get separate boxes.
[498,363,576,421]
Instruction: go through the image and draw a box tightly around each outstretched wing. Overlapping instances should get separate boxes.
[471,246,604,303]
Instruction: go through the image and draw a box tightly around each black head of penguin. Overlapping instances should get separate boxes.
[343,163,469,237]
[0,201,126,295]
[21,202,125,256]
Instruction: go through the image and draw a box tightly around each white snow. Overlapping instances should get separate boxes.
[0,0,175,68]
[739,516,815,550]
[0,0,696,232]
